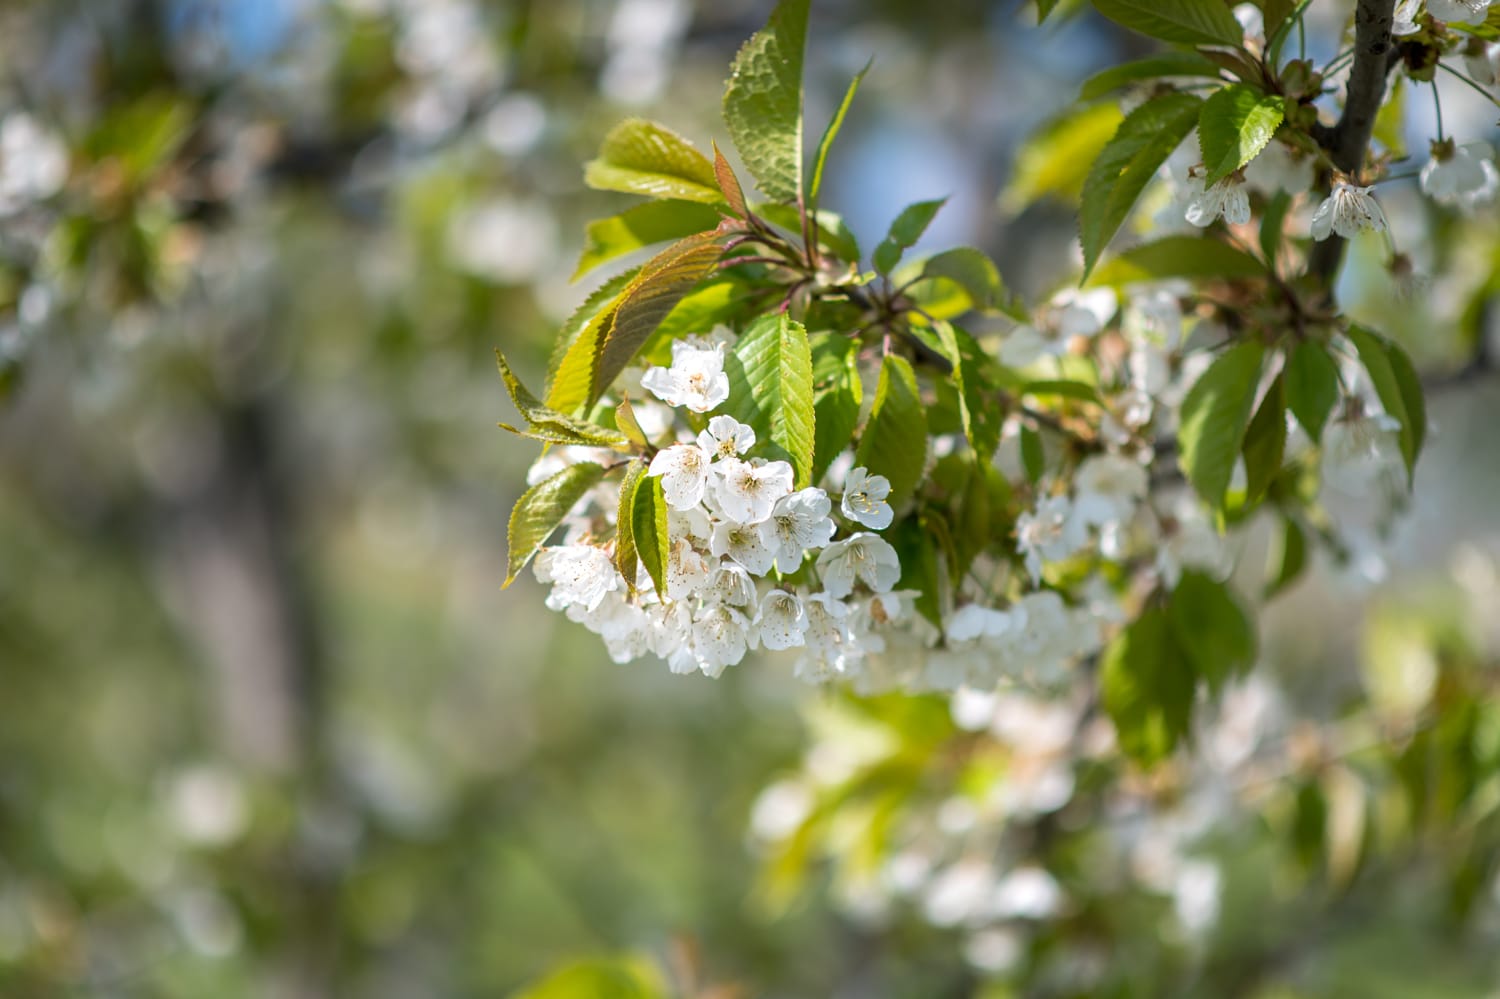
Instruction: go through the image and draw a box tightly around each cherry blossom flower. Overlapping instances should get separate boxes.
[1310,183,1388,241]
[760,487,837,571]
[534,544,620,613]
[700,562,757,607]
[697,414,756,460]
[1420,141,1499,210]
[840,466,895,529]
[1072,454,1148,529]
[1464,42,1500,86]
[0,113,69,215]
[1428,0,1491,25]
[816,532,902,598]
[1393,0,1422,34]
[1015,495,1087,584]
[712,457,795,524]
[754,589,809,651]
[1183,173,1251,227]
[1244,141,1314,195]
[689,603,752,676]
[648,442,712,509]
[793,592,859,682]
[666,535,713,600]
[640,338,730,412]
[710,518,777,575]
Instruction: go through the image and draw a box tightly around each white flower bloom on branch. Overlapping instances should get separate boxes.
[761,487,837,571]
[1464,42,1500,86]
[701,562,757,607]
[697,414,756,460]
[1015,495,1087,584]
[816,532,902,598]
[535,544,620,613]
[840,466,894,529]
[0,113,69,214]
[1072,454,1148,530]
[1310,183,1388,241]
[794,592,859,682]
[640,338,730,412]
[713,457,795,525]
[1183,173,1251,227]
[1420,141,1499,210]
[755,589,809,651]
[648,442,712,510]
[1428,0,1492,25]
[710,518,777,575]
[1154,498,1231,588]
[666,536,713,600]
[689,603,752,677]
[1322,410,1405,493]
[1393,0,1422,34]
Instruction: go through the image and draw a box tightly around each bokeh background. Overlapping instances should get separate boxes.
[1,0,1498,996]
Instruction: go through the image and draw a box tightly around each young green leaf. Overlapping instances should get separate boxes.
[723,314,817,487]
[1036,0,1063,21]
[810,60,869,208]
[1020,423,1045,483]
[584,118,722,203]
[496,349,628,447]
[1169,571,1257,693]
[1101,604,1196,766]
[1199,84,1285,185]
[1085,234,1265,287]
[631,474,671,599]
[1283,339,1340,442]
[855,354,928,508]
[505,462,607,587]
[1346,325,1425,484]
[917,248,1007,313]
[1080,92,1203,279]
[548,268,640,395]
[1264,513,1308,599]
[1259,190,1291,265]
[935,321,1004,460]
[723,0,810,203]
[712,142,749,219]
[1091,0,1245,46]
[756,203,861,263]
[811,336,863,485]
[1003,102,1125,212]
[1177,340,1266,512]
[1241,373,1287,504]
[873,198,947,275]
[615,396,650,450]
[614,460,647,588]
[1078,53,1223,101]
[573,200,722,281]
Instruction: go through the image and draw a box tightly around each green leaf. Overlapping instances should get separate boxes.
[874,198,947,275]
[1259,189,1290,264]
[890,516,944,627]
[1198,85,1285,185]
[1020,423,1045,483]
[1022,379,1102,404]
[583,118,722,203]
[712,142,749,219]
[1177,340,1266,512]
[1037,0,1063,21]
[496,350,628,447]
[573,200,722,281]
[515,956,668,999]
[1346,325,1424,484]
[505,462,607,587]
[935,321,1004,460]
[548,268,640,394]
[917,248,1007,313]
[615,396,650,449]
[1169,571,1257,693]
[855,354,928,509]
[1091,0,1245,46]
[631,475,671,599]
[1078,53,1223,101]
[723,0,810,203]
[1264,513,1307,599]
[811,336,863,485]
[756,203,861,263]
[1003,102,1125,212]
[1260,0,1297,42]
[724,314,817,487]
[615,460,647,588]
[1283,339,1340,442]
[1241,373,1286,505]
[1080,92,1203,279]
[1374,76,1407,159]
[810,61,869,207]
[1086,235,1265,287]
[1102,605,1196,766]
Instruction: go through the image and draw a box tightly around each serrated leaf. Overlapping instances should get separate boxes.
[496,349,628,447]
[548,268,640,395]
[712,142,749,219]
[573,200,722,281]
[810,61,869,207]
[1003,102,1125,212]
[1241,373,1286,504]
[1283,339,1340,442]
[1078,53,1223,101]
[1170,571,1256,693]
[1091,0,1244,46]
[1080,92,1203,279]
[615,396,650,449]
[1199,85,1285,185]
[935,321,1004,459]
[855,354,928,509]
[1102,605,1196,766]
[723,314,816,487]
[1346,325,1424,484]
[811,336,862,485]
[584,118,722,203]
[1264,513,1307,599]
[1087,234,1266,288]
[723,0,809,203]
[917,247,1007,312]
[505,462,607,586]
[632,474,671,599]
[615,460,647,588]
[1177,340,1265,511]
[874,198,947,275]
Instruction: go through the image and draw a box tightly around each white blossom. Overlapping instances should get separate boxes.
[761,487,837,571]
[1428,0,1491,24]
[701,562,757,607]
[1420,141,1499,210]
[1310,183,1388,241]
[697,415,756,460]
[1245,141,1314,195]
[1054,288,1117,338]
[1464,42,1500,86]
[794,592,859,682]
[816,532,902,598]
[1393,0,1422,34]
[1322,410,1405,493]
[1183,174,1251,227]
[755,589,809,650]
[998,324,1060,368]
[0,113,69,214]
[666,536,713,600]
[535,545,620,613]
[1015,495,1087,584]
[640,338,730,412]
[690,603,752,676]
[1154,498,1231,587]
[648,443,712,510]
[1072,454,1148,529]
[710,518,777,575]
[840,466,895,529]
[713,457,795,525]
